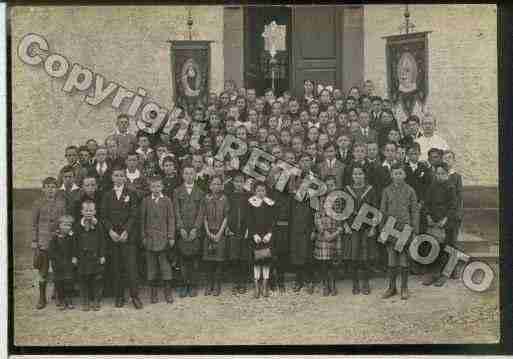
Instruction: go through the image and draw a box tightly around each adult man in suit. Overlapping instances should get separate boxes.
[316,142,345,189]
[100,166,142,309]
[353,110,377,144]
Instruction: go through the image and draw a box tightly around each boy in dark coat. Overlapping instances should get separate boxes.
[140,176,176,304]
[48,215,76,310]
[32,177,66,310]
[100,166,142,309]
[88,146,113,196]
[73,200,106,311]
[56,165,81,215]
[226,173,250,294]
[174,165,206,298]
[289,154,316,294]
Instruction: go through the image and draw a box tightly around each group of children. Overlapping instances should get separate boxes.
[31,79,463,311]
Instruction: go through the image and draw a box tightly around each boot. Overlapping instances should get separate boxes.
[179,283,188,298]
[263,279,270,297]
[352,265,360,295]
[213,280,221,296]
[92,279,102,311]
[360,267,370,295]
[36,282,47,310]
[401,268,409,300]
[130,287,143,309]
[164,281,174,304]
[189,283,198,297]
[81,282,90,311]
[306,281,314,295]
[55,283,64,308]
[382,267,398,299]
[253,280,260,299]
[330,277,338,296]
[422,273,436,286]
[64,282,74,310]
[150,286,159,304]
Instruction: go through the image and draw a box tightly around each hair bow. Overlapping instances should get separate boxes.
[317,84,334,94]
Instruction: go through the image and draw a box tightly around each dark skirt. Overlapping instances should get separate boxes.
[250,242,273,265]
[203,232,227,262]
[342,230,377,262]
[272,225,290,259]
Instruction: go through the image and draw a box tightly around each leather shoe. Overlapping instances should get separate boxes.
[132,296,143,310]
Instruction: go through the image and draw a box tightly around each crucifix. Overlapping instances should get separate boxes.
[262,21,286,94]
[399,5,416,34]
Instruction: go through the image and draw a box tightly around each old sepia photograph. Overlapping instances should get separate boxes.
[9,4,500,348]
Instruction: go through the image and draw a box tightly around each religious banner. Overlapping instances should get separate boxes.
[384,32,430,129]
[170,40,212,116]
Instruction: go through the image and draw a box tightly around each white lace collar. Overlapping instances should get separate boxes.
[81,216,98,227]
[126,168,141,182]
[60,183,79,191]
[248,195,274,207]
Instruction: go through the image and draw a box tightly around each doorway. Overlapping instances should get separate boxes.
[244,6,291,96]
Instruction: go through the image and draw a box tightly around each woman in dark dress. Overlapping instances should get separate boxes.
[246,181,276,299]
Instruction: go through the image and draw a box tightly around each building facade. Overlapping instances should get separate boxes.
[11,5,498,188]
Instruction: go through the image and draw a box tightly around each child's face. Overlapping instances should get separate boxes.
[265,91,275,104]
[268,117,278,129]
[388,130,400,143]
[192,155,204,171]
[304,81,314,93]
[326,179,336,191]
[350,121,361,135]
[271,146,283,160]
[229,107,239,119]
[327,123,337,136]
[95,149,107,163]
[79,150,91,163]
[210,177,223,194]
[280,131,291,145]
[361,97,371,111]
[383,144,396,162]
[65,149,79,165]
[307,128,319,142]
[352,167,366,186]
[319,112,329,124]
[248,110,258,124]
[318,134,329,148]
[320,91,330,103]
[324,146,336,160]
[292,138,303,153]
[299,156,313,171]
[126,155,139,170]
[213,161,225,176]
[258,128,268,142]
[59,220,73,234]
[209,114,221,127]
[111,170,127,187]
[289,101,299,114]
[150,180,163,195]
[156,146,168,159]
[183,167,195,184]
[300,111,309,123]
[358,112,370,128]
[353,146,367,161]
[224,81,235,92]
[436,167,449,182]
[255,185,267,199]
[138,137,150,149]
[163,161,176,175]
[226,120,236,134]
[106,140,118,155]
[407,148,419,163]
[372,100,382,113]
[367,144,379,160]
[309,103,319,117]
[81,202,97,218]
[306,144,317,157]
[42,183,57,199]
[391,168,406,184]
[117,117,130,133]
[82,178,97,196]
[381,112,393,125]
[255,100,264,113]
[284,152,295,163]
[348,111,358,123]
[86,141,98,155]
[236,97,246,110]
[61,171,74,187]
[443,153,454,168]
[272,103,281,117]
[267,135,279,149]
[337,136,351,149]
[247,89,256,102]
[428,152,442,166]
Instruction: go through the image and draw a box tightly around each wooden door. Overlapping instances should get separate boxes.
[291,6,344,96]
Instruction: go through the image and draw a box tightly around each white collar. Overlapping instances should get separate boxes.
[114,185,124,192]
[126,168,141,181]
[60,183,79,191]
[114,128,130,136]
[152,192,164,200]
[248,195,274,208]
[185,183,194,188]
[96,161,108,172]
[449,169,456,175]
[136,147,153,155]
[80,216,98,227]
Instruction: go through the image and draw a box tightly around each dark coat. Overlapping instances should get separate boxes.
[140,195,176,252]
[448,172,464,221]
[162,175,181,199]
[288,176,315,265]
[424,181,458,228]
[404,161,432,204]
[48,232,75,280]
[88,161,113,195]
[73,191,103,222]
[73,221,106,275]
[173,184,206,256]
[100,186,139,242]
[226,191,250,261]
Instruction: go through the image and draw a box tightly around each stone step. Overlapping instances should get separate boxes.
[464,244,499,264]
[456,232,493,253]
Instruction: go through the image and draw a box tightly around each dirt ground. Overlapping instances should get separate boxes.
[12,208,500,346]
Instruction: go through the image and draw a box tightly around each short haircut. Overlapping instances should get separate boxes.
[350,165,367,178]
[254,181,267,192]
[162,156,176,167]
[86,138,98,145]
[390,163,405,172]
[383,141,397,150]
[324,175,336,184]
[353,142,367,151]
[81,199,96,209]
[428,148,443,157]
[60,165,75,175]
[117,114,129,121]
[111,165,126,174]
[78,145,90,153]
[407,115,421,124]
[65,145,78,153]
[126,151,139,158]
[407,142,421,153]
[322,142,336,152]
[371,96,382,102]
[209,175,224,185]
[58,214,74,224]
[346,96,357,103]
[42,177,58,187]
